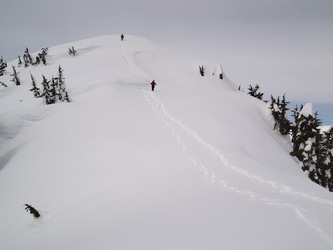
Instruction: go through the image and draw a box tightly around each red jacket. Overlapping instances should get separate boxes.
[151,80,156,86]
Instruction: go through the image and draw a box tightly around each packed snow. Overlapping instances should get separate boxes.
[0,35,332,250]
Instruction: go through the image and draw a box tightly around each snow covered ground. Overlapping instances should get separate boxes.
[0,35,332,250]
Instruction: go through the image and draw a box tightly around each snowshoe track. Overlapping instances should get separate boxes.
[143,90,333,247]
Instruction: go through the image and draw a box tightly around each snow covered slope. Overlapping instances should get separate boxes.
[1,35,332,250]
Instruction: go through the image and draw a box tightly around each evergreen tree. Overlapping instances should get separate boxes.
[23,47,34,67]
[40,75,55,104]
[290,106,333,191]
[29,72,41,98]
[68,46,77,57]
[247,84,266,101]
[290,107,320,162]
[24,204,40,219]
[198,65,204,76]
[270,94,291,135]
[321,127,333,191]
[37,47,48,65]
[0,56,7,76]
[10,66,20,86]
[18,56,23,67]
[35,55,41,65]
[54,66,70,102]
[63,91,70,102]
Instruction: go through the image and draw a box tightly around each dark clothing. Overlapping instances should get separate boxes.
[121,34,124,41]
[150,80,157,91]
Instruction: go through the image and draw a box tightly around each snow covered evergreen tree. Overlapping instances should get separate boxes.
[270,94,291,135]
[35,56,41,65]
[247,84,265,101]
[10,66,20,86]
[323,127,333,191]
[68,46,77,57]
[290,104,332,191]
[36,47,48,65]
[18,56,23,67]
[40,75,54,104]
[0,56,7,76]
[53,65,70,102]
[23,48,34,67]
[29,72,40,98]
[290,105,320,163]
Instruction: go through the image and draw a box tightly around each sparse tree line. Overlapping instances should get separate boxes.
[246,84,333,191]
[30,66,70,104]
[0,46,77,104]
[1,46,78,221]
[16,47,49,68]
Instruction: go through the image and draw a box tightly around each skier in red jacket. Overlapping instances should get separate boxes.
[150,80,157,91]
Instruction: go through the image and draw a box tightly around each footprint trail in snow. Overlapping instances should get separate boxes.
[113,37,333,247]
[143,90,333,247]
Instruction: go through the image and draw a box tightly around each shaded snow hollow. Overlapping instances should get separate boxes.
[0,35,333,250]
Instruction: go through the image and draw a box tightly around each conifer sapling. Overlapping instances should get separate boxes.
[198,65,204,76]
[0,56,7,76]
[10,66,21,86]
[0,81,7,87]
[24,204,41,219]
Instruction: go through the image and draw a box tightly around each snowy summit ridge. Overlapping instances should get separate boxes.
[0,35,333,250]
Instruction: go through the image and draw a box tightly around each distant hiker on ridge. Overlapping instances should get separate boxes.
[121,34,124,41]
[150,80,157,91]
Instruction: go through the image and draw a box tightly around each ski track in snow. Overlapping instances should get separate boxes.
[114,37,151,80]
[143,91,333,247]
[114,37,333,208]
[115,38,333,247]
[143,90,333,206]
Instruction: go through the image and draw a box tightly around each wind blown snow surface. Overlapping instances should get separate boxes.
[0,35,332,250]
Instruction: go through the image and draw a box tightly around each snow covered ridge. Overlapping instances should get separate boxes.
[1,35,333,249]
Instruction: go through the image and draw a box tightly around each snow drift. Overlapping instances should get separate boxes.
[0,35,332,250]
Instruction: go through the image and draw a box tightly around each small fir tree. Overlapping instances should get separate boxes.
[54,66,70,102]
[270,94,291,135]
[290,106,320,163]
[68,46,77,57]
[198,65,204,76]
[24,204,40,219]
[10,66,21,86]
[35,55,41,65]
[0,56,7,76]
[18,56,23,67]
[29,72,41,98]
[247,84,266,101]
[36,47,48,65]
[23,47,34,67]
[40,75,55,104]
[320,127,333,191]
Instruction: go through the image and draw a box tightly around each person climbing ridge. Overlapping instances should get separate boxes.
[121,34,124,41]
[150,80,157,91]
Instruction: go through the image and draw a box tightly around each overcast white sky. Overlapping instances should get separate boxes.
[1,0,332,123]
